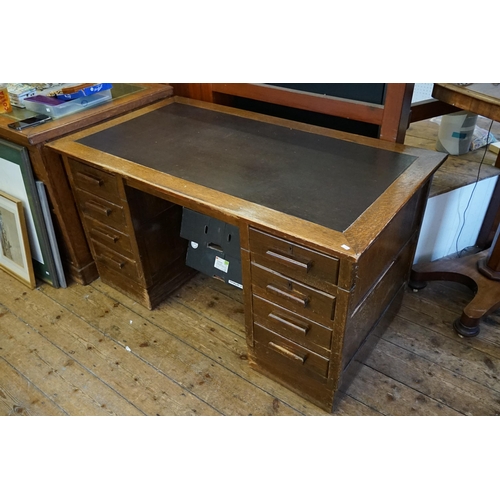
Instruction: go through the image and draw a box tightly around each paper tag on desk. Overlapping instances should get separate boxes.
[214,256,229,273]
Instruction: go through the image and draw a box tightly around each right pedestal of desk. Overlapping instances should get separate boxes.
[246,187,430,412]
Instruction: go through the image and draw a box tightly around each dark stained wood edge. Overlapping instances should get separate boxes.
[379,84,414,143]
[171,83,215,102]
[409,98,461,123]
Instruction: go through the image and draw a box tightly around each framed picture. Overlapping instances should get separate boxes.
[0,138,59,287]
[0,190,36,288]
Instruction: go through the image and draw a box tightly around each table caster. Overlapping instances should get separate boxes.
[408,279,427,292]
[453,318,480,338]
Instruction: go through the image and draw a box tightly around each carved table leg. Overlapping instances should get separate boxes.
[478,218,500,280]
[410,249,500,337]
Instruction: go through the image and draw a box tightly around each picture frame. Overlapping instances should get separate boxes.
[0,190,36,288]
[0,138,59,287]
[36,180,67,287]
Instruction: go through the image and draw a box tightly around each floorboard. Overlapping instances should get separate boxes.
[1,266,499,416]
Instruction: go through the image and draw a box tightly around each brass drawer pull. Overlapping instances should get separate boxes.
[268,342,307,363]
[99,254,126,270]
[266,284,309,307]
[76,172,104,187]
[268,312,309,335]
[90,227,119,244]
[84,200,112,217]
[266,250,311,271]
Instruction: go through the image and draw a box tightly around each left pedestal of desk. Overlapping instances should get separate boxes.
[65,157,196,309]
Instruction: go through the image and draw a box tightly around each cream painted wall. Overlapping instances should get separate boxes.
[414,176,497,264]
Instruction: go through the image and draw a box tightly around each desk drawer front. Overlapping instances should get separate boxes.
[76,189,127,229]
[85,217,134,259]
[69,158,122,204]
[92,241,141,283]
[252,263,335,326]
[249,228,339,290]
[253,323,330,379]
[253,295,332,355]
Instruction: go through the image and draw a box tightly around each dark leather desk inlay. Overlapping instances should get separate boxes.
[78,103,416,232]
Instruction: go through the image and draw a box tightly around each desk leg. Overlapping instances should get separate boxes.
[475,156,500,249]
[410,249,500,337]
[478,219,500,280]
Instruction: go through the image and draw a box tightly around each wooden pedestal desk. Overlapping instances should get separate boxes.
[48,97,446,412]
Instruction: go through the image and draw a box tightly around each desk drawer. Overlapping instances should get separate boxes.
[249,228,339,291]
[76,188,127,230]
[69,158,122,204]
[253,295,332,355]
[92,241,142,283]
[253,323,330,380]
[85,217,134,259]
[252,263,335,326]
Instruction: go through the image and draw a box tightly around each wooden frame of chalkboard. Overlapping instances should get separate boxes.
[171,83,415,143]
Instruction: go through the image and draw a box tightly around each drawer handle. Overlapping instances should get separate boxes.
[268,312,310,335]
[85,200,112,217]
[266,250,311,272]
[76,172,104,187]
[266,284,309,308]
[99,254,126,270]
[268,342,307,364]
[90,227,119,244]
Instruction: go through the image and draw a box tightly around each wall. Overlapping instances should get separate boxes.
[414,176,497,264]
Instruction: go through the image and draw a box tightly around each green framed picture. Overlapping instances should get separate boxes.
[0,138,59,287]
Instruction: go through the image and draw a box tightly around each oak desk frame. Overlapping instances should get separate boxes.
[48,97,445,411]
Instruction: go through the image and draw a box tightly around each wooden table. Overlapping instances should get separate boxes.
[0,83,173,285]
[47,96,445,411]
[410,83,500,337]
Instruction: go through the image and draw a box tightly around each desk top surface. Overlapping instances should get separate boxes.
[77,102,416,232]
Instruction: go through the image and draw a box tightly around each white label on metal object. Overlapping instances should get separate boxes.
[214,256,229,273]
[228,280,243,289]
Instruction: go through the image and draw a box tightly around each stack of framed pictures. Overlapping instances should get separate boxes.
[0,138,66,288]
[0,190,36,288]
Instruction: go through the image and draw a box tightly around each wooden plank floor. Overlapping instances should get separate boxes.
[1,116,500,416]
[1,266,499,416]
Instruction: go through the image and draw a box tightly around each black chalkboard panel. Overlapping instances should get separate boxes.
[223,96,381,138]
[266,84,387,105]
